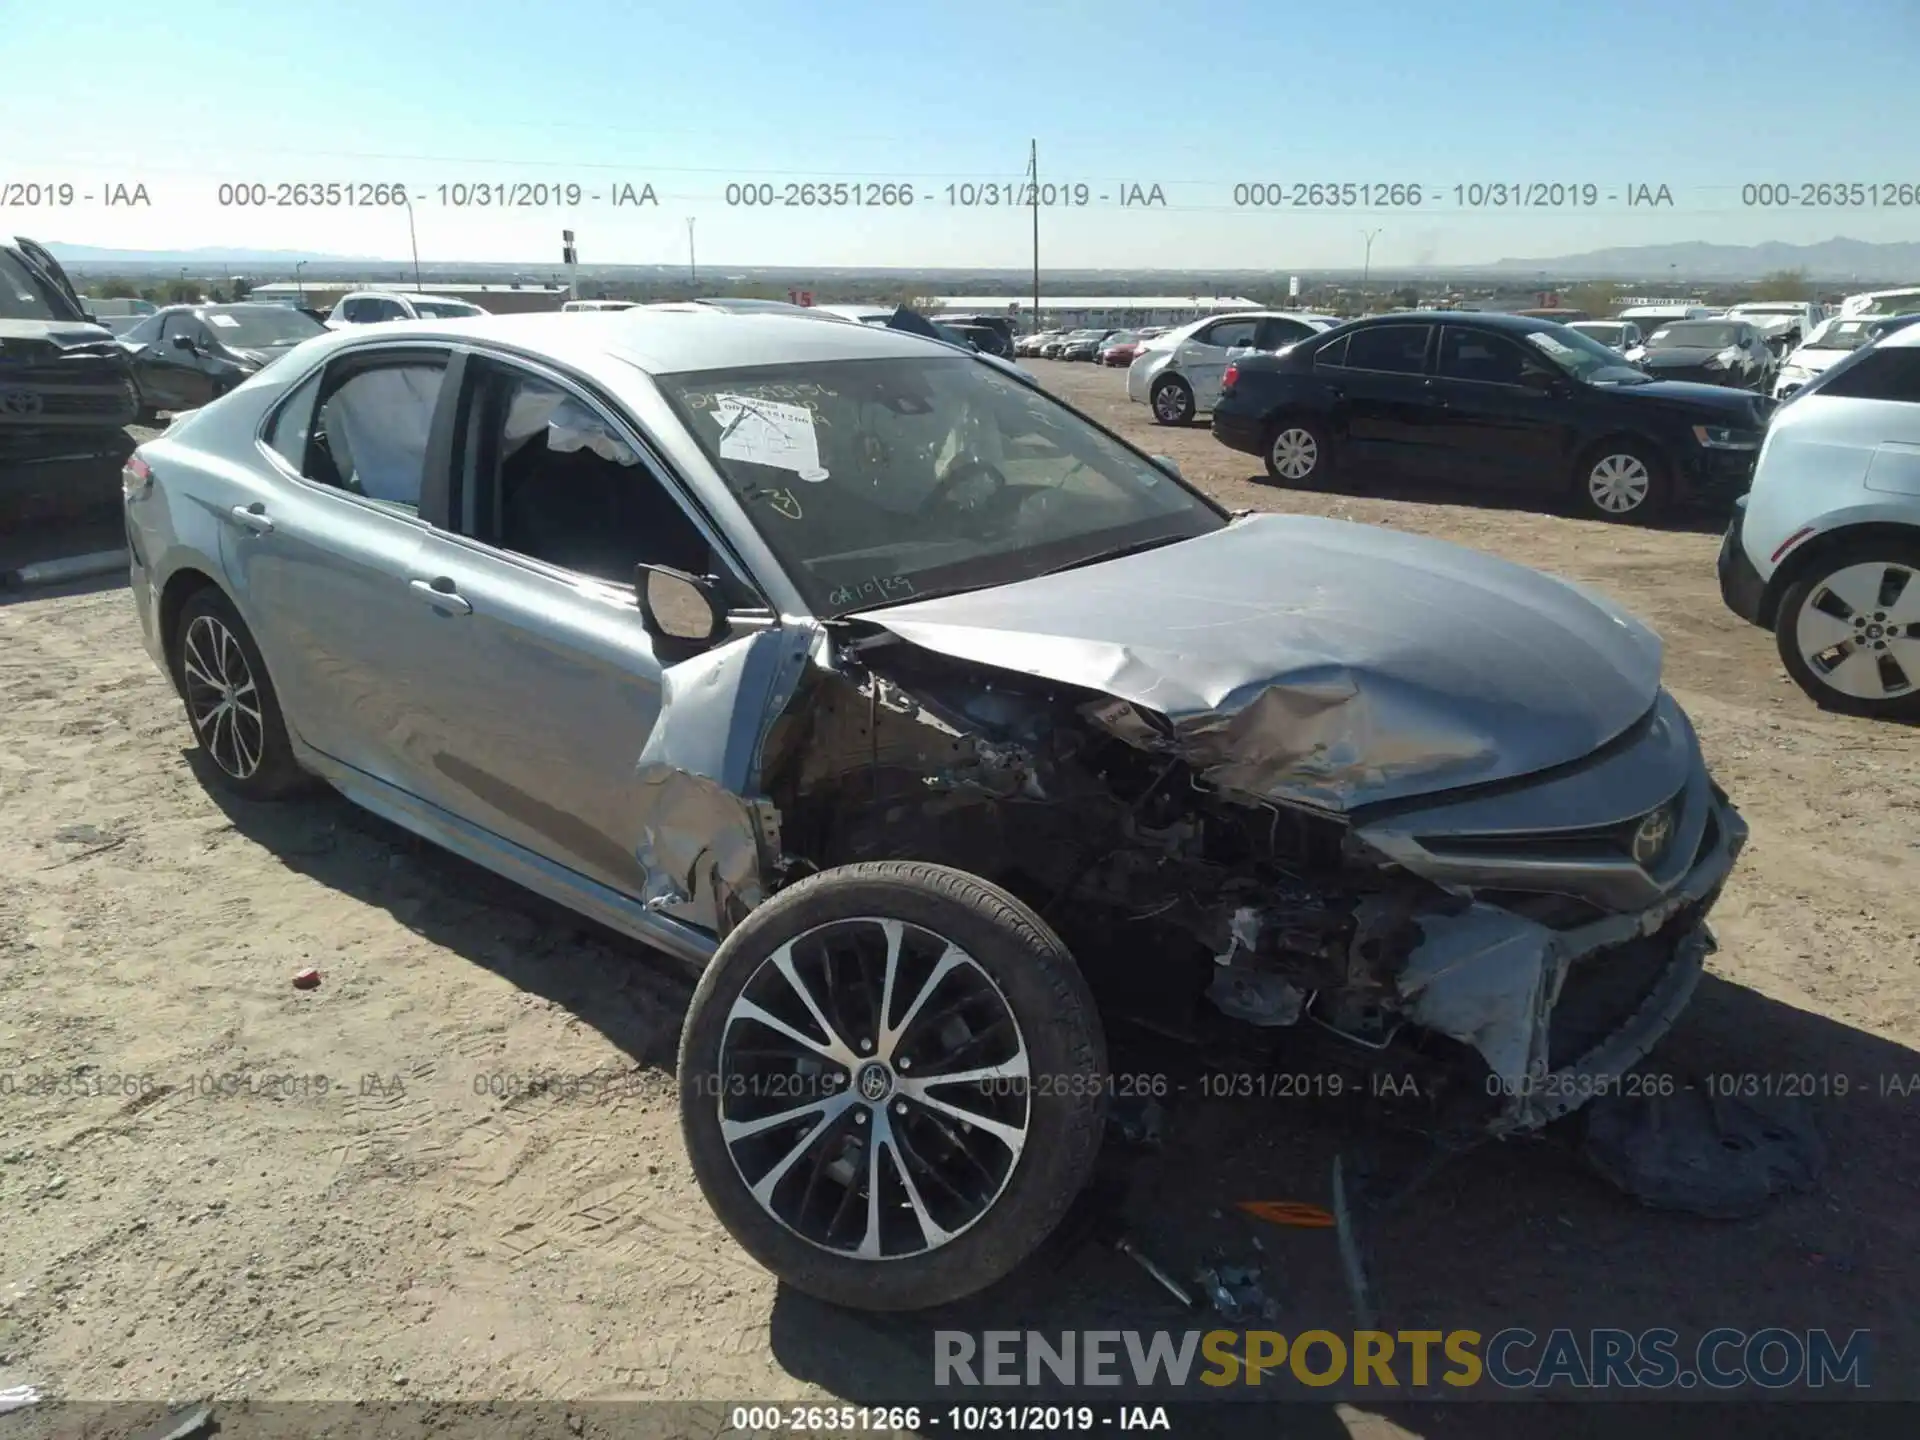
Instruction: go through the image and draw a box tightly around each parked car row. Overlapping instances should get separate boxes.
[124,300,1751,1314]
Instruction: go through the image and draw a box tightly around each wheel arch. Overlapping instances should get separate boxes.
[157,565,223,691]
[1759,520,1920,631]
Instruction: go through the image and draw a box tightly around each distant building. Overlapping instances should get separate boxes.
[248,281,568,315]
[934,295,1263,331]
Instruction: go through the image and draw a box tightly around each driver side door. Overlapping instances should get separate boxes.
[144,312,215,410]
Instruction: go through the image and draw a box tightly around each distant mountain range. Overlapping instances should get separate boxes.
[1484,237,1920,280]
[36,237,1920,283]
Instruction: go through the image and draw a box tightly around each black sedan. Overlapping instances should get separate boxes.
[1210,312,1773,523]
[119,303,327,417]
[1631,319,1775,391]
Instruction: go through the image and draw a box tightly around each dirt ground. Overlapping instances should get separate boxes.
[2,362,1917,1431]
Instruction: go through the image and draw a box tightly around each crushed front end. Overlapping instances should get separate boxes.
[759,623,1744,1138]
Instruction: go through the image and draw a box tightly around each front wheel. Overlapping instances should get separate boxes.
[1151,375,1195,425]
[1575,441,1669,523]
[1775,538,1920,721]
[678,861,1108,1311]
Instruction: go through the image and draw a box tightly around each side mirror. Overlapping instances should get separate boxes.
[1149,454,1183,479]
[171,334,198,352]
[637,564,722,645]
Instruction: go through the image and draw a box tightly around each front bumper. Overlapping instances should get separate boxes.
[1673,442,1759,507]
[1717,499,1768,627]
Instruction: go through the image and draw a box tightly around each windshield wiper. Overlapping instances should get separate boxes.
[1036,533,1188,577]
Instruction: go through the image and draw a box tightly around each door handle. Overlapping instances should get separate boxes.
[409,577,472,615]
[229,503,273,534]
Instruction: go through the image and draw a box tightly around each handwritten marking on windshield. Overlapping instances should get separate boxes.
[830,576,916,609]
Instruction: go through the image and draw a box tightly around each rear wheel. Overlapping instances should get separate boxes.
[1575,440,1669,523]
[1264,417,1334,487]
[1151,375,1195,425]
[678,861,1107,1311]
[1775,538,1920,721]
[171,588,307,799]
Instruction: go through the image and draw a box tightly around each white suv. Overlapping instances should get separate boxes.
[324,291,487,328]
[1720,323,1920,718]
[1127,311,1339,424]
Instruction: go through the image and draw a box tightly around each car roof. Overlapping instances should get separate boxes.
[336,290,476,305]
[1878,319,1920,348]
[314,307,964,374]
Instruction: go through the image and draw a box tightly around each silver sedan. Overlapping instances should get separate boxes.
[125,309,1747,1311]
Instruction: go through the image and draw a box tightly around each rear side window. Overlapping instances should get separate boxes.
[1344,324,1432,374]
[1315,334,1351,368]
[1199,318,1259,350]
[265,370,323,468]
[1815,348,1920,404]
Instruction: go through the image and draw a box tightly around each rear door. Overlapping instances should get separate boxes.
[1181,316,1260,409]
[218,344,458,793]
[1318,322,1442,475]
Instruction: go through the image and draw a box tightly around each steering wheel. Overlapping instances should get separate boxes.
[918,457,1010,529]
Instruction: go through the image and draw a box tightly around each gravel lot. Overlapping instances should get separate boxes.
[2,361,1917,1424]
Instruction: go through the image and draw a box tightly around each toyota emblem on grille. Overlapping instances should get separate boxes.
[1631,806,1674,866]
[0,387,44,418]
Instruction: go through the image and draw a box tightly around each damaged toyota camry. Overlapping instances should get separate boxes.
[123,309,1747,1312]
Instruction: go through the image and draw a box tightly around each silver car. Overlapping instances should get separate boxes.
[1127,310,1342,423]
[125,309,1747,1312]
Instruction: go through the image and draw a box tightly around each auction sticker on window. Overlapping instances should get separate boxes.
[207,313,240,327]
[712,393,829,481]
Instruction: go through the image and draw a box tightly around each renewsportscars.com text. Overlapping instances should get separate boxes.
[934,1327,1871,1392]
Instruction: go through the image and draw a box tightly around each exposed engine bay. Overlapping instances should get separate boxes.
[738,627,1745,1137]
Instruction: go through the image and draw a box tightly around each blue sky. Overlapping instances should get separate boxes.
[6,0,1918,270]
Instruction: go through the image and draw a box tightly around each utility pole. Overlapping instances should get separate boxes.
[688,218,697,288]
[1361,229,1382,289]
[1029,139,1040,334]
[402,195,422,292]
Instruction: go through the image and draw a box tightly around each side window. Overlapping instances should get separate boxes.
[378,299,410,320]
[340,298,371,322]
[475,367,712,586]
[1315,334,1351,369]
[123,313,163,347]
[297,358,448,511]
[1819,349,1920,403]
[1255,318,1313,351]
[1199,318,1259,351]
[264,369,323,470]
[1344,324,1433,375]
[160,312,197,348]
[1438,328,1536,385]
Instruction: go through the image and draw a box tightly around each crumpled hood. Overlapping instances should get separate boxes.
[858,514,1664,811]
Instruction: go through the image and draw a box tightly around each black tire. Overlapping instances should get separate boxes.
[1150,375,1196,426]
[1774,537,1920,722]
[171,587,308,799]
[678,861,1108,1311]
[1573,438,1669,524]
[1263,415,1336,487]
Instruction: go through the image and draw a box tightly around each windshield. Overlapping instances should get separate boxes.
[1522,326,1650,384]
[1804,319,1885,351]
[1648,322,1740,349]
[0,250,63,322]
[657,354,1224,616]
[411,300,483,318]
[1105,331,1137,344]
[200,306,326,348]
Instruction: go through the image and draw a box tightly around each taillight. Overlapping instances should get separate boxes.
[1222,363,1239,390]
[122,453,152,499]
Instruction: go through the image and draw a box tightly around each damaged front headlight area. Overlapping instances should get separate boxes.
[760,631,1745,1138]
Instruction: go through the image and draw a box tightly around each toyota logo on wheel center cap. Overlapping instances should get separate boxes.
[856,1061,894,1103]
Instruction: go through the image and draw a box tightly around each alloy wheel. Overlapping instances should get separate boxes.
[717,916,1030,1262]
[180,613,265,779]
[1587,453,1651,514]
[1270,427,1319,481]
[1153,382,1190,423]
[1794,561,1920,701]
